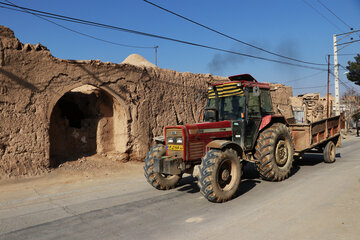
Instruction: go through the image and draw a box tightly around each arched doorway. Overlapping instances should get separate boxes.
[49,85,127,167]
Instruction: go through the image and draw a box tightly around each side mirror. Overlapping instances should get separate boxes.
[253,86,260,97]
[204,107,218,122]
[207,111,216,121]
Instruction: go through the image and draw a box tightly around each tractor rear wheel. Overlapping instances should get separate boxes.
[144,144,182,190]
[254,123,294,181]
[323,140,336,163]
[197,149,242,203]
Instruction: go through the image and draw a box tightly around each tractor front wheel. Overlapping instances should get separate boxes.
[255,123,294,181]
[144,144,182,190]
[197,149,242,203]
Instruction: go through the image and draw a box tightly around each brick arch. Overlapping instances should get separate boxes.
[48,83,129,167]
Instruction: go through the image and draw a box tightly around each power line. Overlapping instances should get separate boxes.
[329,53,359,56]
[1,9,154,49]
[0,1,328,71]
[302,0,343,32]
[144,0,327,66]
[339,80,351,90]
[339,64,348,71]
[293,84,333,90]
[329,69,355,90]
[283,71,324,83]
[316,0,353,30]
[1,1,154,49]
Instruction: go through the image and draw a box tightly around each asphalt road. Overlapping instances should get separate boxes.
[1,136,360,240]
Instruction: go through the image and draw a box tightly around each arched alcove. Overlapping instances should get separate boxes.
[49,84,127,167]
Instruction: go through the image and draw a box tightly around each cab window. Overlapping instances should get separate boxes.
[247,91,261,117]
[260,90,273,114]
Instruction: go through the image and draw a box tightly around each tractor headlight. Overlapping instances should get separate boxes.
[176,138,183,144]
[167,138,174,143]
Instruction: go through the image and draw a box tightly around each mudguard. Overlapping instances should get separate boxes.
[206,140,243,159]
[259,115,287,131]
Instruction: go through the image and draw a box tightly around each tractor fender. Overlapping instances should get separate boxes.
[153,136,165,144]
[259,115,288,131]
[206,140,244,159]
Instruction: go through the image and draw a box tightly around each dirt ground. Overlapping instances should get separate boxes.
[0,155,144,203]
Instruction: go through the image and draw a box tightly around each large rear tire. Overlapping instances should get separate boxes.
[197,149,242,203]
[254,123,294,181]
[323,140,336,163]
[144,144,182,190]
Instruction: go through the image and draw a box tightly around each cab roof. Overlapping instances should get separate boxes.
[211,74,270,89]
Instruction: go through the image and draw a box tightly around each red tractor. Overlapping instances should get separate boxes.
[144,74,341,202]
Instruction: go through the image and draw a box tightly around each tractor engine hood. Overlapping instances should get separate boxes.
[185,121,232,139]
[164,121,232,161]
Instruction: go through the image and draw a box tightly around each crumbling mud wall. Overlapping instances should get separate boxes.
[0,26,223,177]
[0,26,295,177]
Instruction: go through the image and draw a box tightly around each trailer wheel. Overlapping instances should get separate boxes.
[144,144,181,190]
[255,123,294,181]
[323,141,336,163]
[197,149,242,203]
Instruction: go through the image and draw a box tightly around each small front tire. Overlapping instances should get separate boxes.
[144,144,182,190]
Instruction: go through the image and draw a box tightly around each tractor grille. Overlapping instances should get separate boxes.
[188,142,204,160]
[165,128,184,159]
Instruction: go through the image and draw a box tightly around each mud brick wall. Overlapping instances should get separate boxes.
[0,26,293,177]
[0,26,225,177]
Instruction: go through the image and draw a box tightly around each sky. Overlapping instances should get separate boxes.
[1,0,360,97]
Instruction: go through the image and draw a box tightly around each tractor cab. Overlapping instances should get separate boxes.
[204,74,274,150]
[204,74,274,122]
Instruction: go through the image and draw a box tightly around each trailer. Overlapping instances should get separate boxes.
[290,114,344,162]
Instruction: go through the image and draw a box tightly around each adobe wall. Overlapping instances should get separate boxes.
[0,26,224,177]
[0,26,295,178]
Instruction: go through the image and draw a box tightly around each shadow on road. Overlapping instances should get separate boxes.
[232,163,259,200]
[177,176,200,194]
[176,163,262,199]
[295,153,325,166]
[175,153,333,200]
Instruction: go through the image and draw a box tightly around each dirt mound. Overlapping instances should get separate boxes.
[121,54,157,68]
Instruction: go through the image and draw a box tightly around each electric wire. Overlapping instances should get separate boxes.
[337,65,360,91]
[329,70,357,91]
[0,1,328,71]
[302,0,343,32]
[144,0,327,66]
[316,0,353,30]
[339,64,348,71]
[1,7,154,49]
[293,84,333,90]
[1,1,154,49]
[282,71,324,83]
[329,53,359,56]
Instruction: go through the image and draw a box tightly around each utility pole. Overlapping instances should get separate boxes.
[333,35,340,115]
[327,54,330,118]
[154,46,158,66]
[332,29,360,116]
